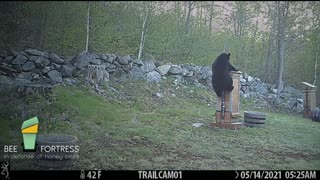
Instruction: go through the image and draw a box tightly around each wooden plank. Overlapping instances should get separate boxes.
[302,82,317,89]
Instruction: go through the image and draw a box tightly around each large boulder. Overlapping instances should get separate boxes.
[12,54,28,65]
[22,61,36,72]
[25,49,44,56]
[200,66,212,80]
[117,55,132,65]
[129,66,145,81]
[50,63,61,70]
[60,65,74,77]
[255,84,268,95]
[168,65,183,75]
[146,71,161,83]
[157,65,171,76]
[86,65,109,85]
[47,70,62,84]
[33,56,50,68]
[17,72,33,80]
[49,53,65,64]
[141,61,155,73]
[71,51,101,70]
[132,59,144,66]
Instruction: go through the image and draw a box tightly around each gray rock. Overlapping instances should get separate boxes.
[41,67,51,74]
[168,65,183,75]
[240,78,247,83]
[22,61,35,71]
[47,70,62,84]
[243,73,248,80]
[0,75,14,85]
[106,54,117,63]
[142,61,155,73]
[146,71,161,83]
[200,66,212,80]
[89,58,101,65]
[113,61,122,68]
[19,51,29,58]
[3,56,13,63]
[154,92,164,98]
[288,98,298,108]
[117,55,131,65]
[272,89,278,94]
[173,75,185,84]
[60,65,73,77]
[98,54,107,61]
[50,63,61,70]
[43,51,50,59]
[25,49,44,56]
[34,56,50,68]
[102,62,110,69]
[107,64,116,70]
[157,65,171,75]
[0,65,17,74]
[71,51,101,70]
[255,84,268,95]
[129,66,145,81]
[17,72,32,80]
[184,70,193,77]
[12,64,22,73]
[192,123,204,128]
[13,78,32,85]
[12,54,28,65]
[49,53,65,64]
[132,59,144,66]
[107,68,116,74]
[32,77,51,84]
[32,69,42,76]
[181,64,195,72]
[247,76,253,82]
[111,68,127,80]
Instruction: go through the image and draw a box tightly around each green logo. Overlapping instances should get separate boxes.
[21,117,39,151]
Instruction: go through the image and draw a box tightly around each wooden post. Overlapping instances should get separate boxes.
[210,71,244,129]
[302,82,317,119]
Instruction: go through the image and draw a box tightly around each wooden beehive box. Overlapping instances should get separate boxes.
[302,82,317,119]
[211,71,243,129]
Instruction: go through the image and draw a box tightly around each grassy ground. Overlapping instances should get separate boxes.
[0,79,319,170]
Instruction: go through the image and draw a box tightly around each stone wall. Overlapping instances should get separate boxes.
[0,49,303,113]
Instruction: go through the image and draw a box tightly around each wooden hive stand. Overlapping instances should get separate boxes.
[210,71,244,129]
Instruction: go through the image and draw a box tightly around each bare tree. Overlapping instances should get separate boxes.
[313,45,319,85]
[265,3,276,83]
[138,1,151,61]
[85,2,91,52]
[276,1,290,103]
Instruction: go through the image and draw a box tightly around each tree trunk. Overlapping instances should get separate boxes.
[85,2,91,52]
[138,2,150,61]
[265,4,276,83]
[185,1,193,35]
[314,49,318,85]
[276,2,289,103]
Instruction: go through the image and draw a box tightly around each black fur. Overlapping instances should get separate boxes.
[211,53,237,97]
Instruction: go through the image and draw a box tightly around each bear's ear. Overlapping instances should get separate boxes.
[227,53,231,57]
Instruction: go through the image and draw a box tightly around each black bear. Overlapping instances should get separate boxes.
[211,53,237,97]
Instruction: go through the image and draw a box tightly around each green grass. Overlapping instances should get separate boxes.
[0,80,319,170]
